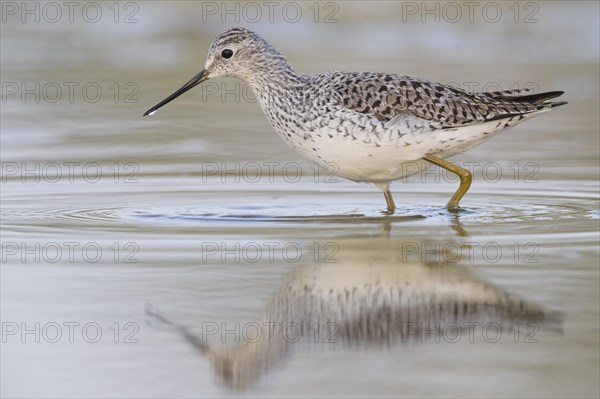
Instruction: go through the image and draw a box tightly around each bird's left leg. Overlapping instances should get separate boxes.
[376,182,396,214]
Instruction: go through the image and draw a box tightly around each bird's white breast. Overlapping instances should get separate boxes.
[269,118,518,182]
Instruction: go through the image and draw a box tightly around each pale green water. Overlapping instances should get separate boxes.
[1,1,599,397]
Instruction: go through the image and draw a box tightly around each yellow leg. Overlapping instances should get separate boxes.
[383,189,396,214]
[423,155,472,210]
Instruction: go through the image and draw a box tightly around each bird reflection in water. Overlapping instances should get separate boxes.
[148,230,562,390]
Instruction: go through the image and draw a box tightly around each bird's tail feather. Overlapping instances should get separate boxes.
[489,90,566,106]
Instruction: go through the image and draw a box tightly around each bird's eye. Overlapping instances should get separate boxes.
[221,49,233,59]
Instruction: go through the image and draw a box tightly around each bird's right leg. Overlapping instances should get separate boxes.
[423,155,472,211]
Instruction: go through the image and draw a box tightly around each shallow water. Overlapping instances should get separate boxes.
[1,1,599,398]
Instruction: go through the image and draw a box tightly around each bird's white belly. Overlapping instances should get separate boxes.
[274,119,514,182]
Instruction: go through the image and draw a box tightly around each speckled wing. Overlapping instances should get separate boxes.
[325,72,565,130]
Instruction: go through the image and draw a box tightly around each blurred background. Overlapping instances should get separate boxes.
[1,1,599,398]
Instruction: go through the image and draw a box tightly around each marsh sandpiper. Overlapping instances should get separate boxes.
[144,27,566,213]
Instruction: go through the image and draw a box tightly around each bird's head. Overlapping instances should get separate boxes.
[143,27,285,116]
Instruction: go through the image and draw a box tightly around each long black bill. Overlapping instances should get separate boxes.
[143,69,209,116]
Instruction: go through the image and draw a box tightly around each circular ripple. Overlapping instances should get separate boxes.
[123,203,430,224]
[1,190,595,229]
[119,199,589,226]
